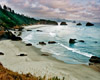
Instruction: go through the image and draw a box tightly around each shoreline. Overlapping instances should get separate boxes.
[0,25,100,80]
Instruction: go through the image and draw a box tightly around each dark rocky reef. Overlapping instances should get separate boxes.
[76,23,82,26]
[89,56,100,63]
[60,22,67,25]
[86,22,94,26]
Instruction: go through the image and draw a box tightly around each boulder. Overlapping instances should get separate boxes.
[17,54,27,56]
[26,43,32,46]
[36,30,43,32]
[89,56,100,63]
[94,41,98,43]
[86,22,94,26]
[39,42,46,45]
[69,39,77,44]
[41,54,49,56]
[0,52,4,55]
[78,40,85,43]
[48,41,56,44]
[77,23,82,26]
[73,21,76,23]
[27,30,32,31]
[60,22,67,25]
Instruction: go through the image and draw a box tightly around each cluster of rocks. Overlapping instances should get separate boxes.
[39,41,56,45]
[69,38,85,44]
[60,21,94,26]
[76,22,94,26]
[4,31,22,41]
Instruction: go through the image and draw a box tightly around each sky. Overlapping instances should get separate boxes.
[0,0,100,22]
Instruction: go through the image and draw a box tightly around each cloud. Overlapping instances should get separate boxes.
[0,0,100,22]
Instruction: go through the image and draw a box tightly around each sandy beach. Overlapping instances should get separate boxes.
[0,25,100,80]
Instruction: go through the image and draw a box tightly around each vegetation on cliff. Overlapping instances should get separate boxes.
[0,5,58,30]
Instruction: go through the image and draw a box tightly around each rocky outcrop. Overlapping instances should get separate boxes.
[60,22,67,25]
[39,42,46,45]
[89,56,100,63]
[48,41,56,44]
[4,31,22,41]
[86,22,94,26]
[76,23,82,26]
[38,19,58,25]
[69,39,77,44]
[26,43,32,46]
[0,52,4,55]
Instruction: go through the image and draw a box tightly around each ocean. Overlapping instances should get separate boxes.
[21,22,100,64]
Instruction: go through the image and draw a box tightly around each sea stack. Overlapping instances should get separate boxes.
[86,22,94,26]
[60,22,67,25]
[76,23,82,26]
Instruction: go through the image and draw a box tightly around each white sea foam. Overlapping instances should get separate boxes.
[23,32,33,41]
[49,32,56,37]
[58,43,94,58]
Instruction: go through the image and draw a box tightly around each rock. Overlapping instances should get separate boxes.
[73,21,76,23]
[77,23,82,26]
[0,52,4,55]
[27,30,32,31]
[48,41,56,44]
[41,54,49,56]
[0,62,3,66]
[39,42,46,45]
[17,54,27,56]
[69,39,77,44]
[36,30,43,32]
[60,22,67,25]
[26,43,32,46]
[86,22,94,26]
[94,41,98,43]
[78,40,85,43]
[89,56,100,63]
[5,31,22,41]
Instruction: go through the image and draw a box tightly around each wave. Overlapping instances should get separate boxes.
[23,32,33,41]
[58,43,94,58]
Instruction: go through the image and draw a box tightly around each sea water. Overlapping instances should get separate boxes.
[21,22,100,64]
